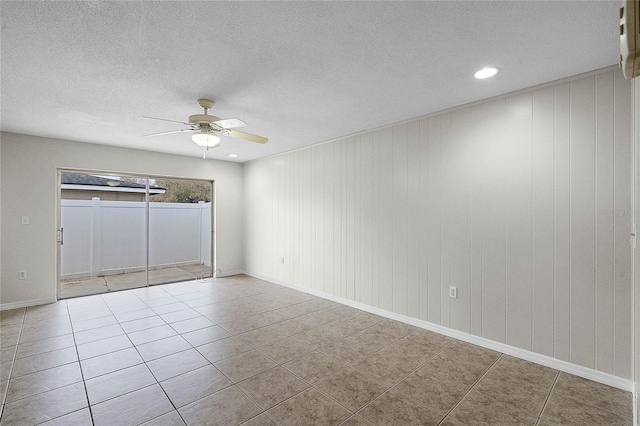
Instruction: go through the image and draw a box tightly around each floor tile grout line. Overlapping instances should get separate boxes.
[430,350,504,425]
[537,370,560,422]
[67,301,97,426]
[347,337,460,422]
[0,307,26,421]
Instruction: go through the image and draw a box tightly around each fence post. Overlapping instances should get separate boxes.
[90,197,101,277]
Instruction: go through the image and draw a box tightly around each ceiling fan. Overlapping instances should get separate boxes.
[144,99,268,157]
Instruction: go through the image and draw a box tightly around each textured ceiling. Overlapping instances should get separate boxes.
[1,1,620,162]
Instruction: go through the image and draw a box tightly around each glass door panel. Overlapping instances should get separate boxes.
[148,177,213,286]
[59,172,148,298]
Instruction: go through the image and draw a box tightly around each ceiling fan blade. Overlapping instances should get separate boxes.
[213,118,247,129]
[144,128,195,137]
[143,116,191,126]
[222,129,268,144]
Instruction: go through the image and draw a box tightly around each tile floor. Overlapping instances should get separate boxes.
[0,275,633,425]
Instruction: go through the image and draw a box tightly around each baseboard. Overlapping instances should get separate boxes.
[633,387,638,426]
[0,297,57,311]
[215,269,245,278]
[246,271,633,393]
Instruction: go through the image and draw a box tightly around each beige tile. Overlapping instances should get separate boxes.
[449,389,538,425]
[113,307,157,323]
[1,382,87,425]
[196,336,253,363]
[325,318,369,337]
[414,350,493,387]
[317,338,379,365]
[140,410,186,425]
[536,419,560,426]
[150,301,188,314]
[183,296,218,308]
[15,333,75,359]
[490,354,558,390]
[407,328,454,347]
[179,385,262,426]
[160,364,232,408]
[378,337,443,364]
[237,323,289,348]
[348,328,398,351]
[24,303,66,320]
[474,369,552,418]
[0,332,20,348]
[73,323,124,345]
[0,345,18,364]
[438,417,467,426]
[1,379,9,402]
[238,366,309,410]
[443,340,501,367]
[552,372,633,417]
[77,334,132,360]
[6,362,83,402]
[314,367,387,412]
[170,315,215,334]
[0,361,12,382]
[266,388,351,426]
[214,349,277,383]
[127,324,177,345]
[0,323,23,336]
[22,315,71,332]
[366,319,419,337]
[181,325,231,347]
[274,317,315,336]
[339,415,372,426]
[290,325,345,348]
[80,347,143,379]
[159,308,200,324]
[85,363,157,404]
[147,348,209,382]
[11,346,78,377]
[351,352,419,386]
[109,301,149,315]
[69,307,112,323]
[283,351,347,384]
[239,413,278,426]
[359,388,446,425]
[119,315,166,333]
[393,371,470,413]
[541,390,632,425]
[92,384,173,426]
[257,337,314,364]
[19,322,73,343]
[136,335,191,361]
[39,407,93,425]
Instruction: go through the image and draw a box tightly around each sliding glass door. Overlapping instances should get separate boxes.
[58,170,213,299]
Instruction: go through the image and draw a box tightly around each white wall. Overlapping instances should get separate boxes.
[0,133,243,307]
[244,68,633,379]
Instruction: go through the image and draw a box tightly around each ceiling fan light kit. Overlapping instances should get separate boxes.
[144,98,268,157]
[192,131,220,147]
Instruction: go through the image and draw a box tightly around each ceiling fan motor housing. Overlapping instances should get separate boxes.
[189,114,221,125]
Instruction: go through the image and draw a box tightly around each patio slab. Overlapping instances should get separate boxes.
[61,264,212,299]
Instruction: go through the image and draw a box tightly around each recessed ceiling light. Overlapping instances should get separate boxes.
[229,154,238,158]
[474,67,499,79]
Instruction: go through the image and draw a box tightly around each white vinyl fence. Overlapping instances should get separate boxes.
[61,198,211,279]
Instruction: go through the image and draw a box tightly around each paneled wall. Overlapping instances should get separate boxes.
[244,68,633,378]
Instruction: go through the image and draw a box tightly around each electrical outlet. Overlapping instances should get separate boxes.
[449,286,458,299]
[21,216,29,225]
[280,257,285,264]
[18,270,26,280]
